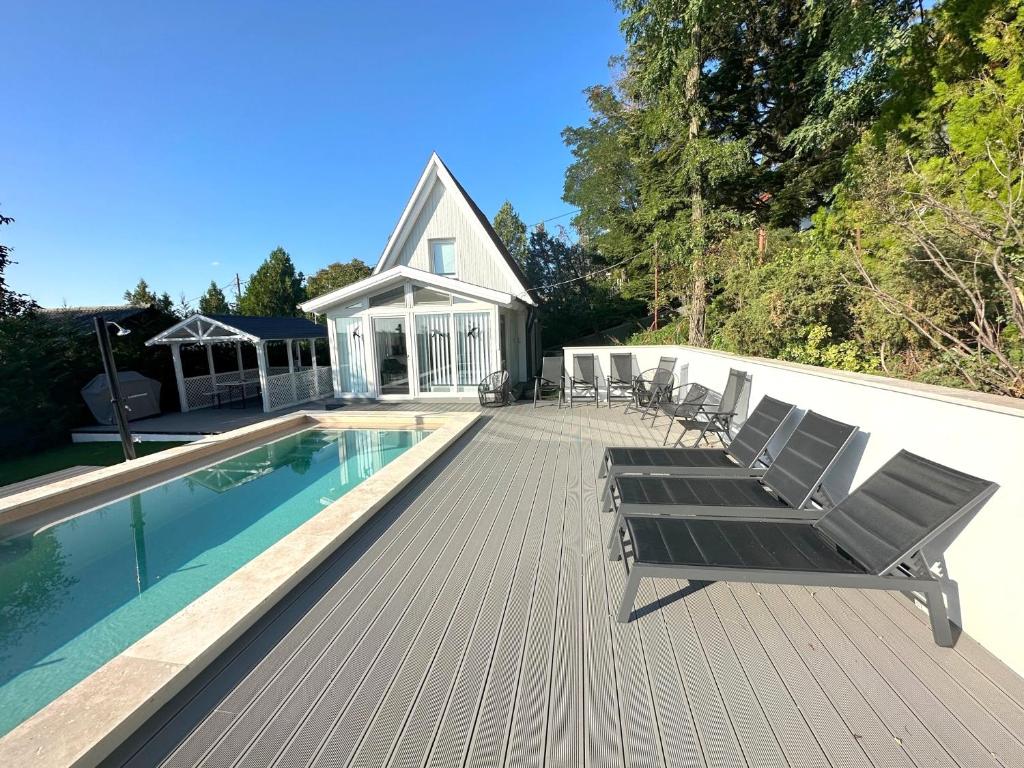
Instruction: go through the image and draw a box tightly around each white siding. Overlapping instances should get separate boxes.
[394,177,521,295]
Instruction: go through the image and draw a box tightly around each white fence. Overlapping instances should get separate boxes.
[182,366,332,412]
[564,343,1024,677]
[266,367,333,411]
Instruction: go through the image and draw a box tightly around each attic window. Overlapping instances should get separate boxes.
[430,239,456,277]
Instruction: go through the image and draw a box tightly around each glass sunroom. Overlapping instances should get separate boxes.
[304,266,535,401]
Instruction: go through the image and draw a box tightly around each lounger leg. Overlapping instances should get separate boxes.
[607,512,624,559]
[617,569,642,623]
[924,586,954,647]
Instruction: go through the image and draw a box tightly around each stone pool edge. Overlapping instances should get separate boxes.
[0,410,480,768]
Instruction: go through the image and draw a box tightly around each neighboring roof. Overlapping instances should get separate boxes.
[147,314,326,346]
[371,153,536,305]
[300,265,517,314]
[38,305,152,331]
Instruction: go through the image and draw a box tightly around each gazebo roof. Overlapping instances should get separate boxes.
[146,313,327,346]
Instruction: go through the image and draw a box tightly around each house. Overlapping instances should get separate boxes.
[300,153,539,401]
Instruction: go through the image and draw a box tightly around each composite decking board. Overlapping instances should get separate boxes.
[353,416,548,768]
[775,585,958,768]
[707,584,853,768]
[102,402,1024,768]
[215,427,508,768]
[505,410,577,767]
[809,587,1002,768]
[592,407,707,768]
[465,411,571,768]
[580,407,630,768]
[836,589,1024,766]
[417,412,562,768]
[253,430,520,768]
[315,426,535,768]
[856,590,1024,740]
[734,584,917,768]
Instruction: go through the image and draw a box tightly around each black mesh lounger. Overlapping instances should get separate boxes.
[597,395,796,512]
[605,410,857,553]
[614,450,999,646]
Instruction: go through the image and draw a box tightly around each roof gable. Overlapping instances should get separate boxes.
[373,153,535,305]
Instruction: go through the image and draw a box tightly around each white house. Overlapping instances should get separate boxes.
[301,153,539,400]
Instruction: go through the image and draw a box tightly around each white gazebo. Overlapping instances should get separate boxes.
[146,314,331,413]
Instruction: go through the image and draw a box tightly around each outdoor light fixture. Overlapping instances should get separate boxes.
[93,315,137,461]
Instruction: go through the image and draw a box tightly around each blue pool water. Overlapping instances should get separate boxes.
[0,427,428,737]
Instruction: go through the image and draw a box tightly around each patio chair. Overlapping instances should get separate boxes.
[478,370,511,407]
[597,395,796,512]
[605,410,857,553]
[628,357,678,418]
[533,355,564,408]
[606,352,636,407]
[661,368,751,447]
[566,354,599,407]
[613,450,999,646]
[647,382,711,431]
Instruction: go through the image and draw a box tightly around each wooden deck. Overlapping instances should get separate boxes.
[104,402,1024,768]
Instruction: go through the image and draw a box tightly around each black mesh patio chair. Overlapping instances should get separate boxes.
[478,370,511,407]
[606,352,636,407]
[533,355,564,407]
[648,382,711,430]
[566,354,599,407]
[625,357,676,416]
[597,395,795,512]
[613,450,998,646]
[661,368,752,447]
[605,410,857,553]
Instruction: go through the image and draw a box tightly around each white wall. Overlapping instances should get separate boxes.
[565,343,1024,677]
[395,177,522,296]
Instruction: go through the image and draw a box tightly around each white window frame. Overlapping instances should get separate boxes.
[429,238,457,278]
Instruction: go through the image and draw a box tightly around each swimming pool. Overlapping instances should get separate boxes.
[0,427,428,737]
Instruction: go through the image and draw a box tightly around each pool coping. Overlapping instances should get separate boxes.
[0,409,480,768]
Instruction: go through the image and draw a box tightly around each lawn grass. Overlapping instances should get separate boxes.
[0,441,190,488]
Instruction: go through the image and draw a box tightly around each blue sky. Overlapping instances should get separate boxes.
[2,1,623,308]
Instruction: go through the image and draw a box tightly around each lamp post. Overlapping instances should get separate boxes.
[93,315,137,461]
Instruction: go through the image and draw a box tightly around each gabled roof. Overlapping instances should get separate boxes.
[147,314,326,346]
[372,153,536,305]
[300,265,515,314]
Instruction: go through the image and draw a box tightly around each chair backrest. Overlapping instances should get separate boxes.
[610,353,634,382]
[657,356,676,373]
[719,369,751,414]
[573,354,595,381]
[649,367,675,394]
[761,411,858,509]
[675,383,710,417]
[727,395,796,467]
[815,451,997,575]
[540,355,563,383]
[481,370,508,390]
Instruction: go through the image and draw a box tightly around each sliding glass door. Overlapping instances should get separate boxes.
[334,317,367,394]
[415,314,454,393]
[372,316,409,395]
[454,311,491,390]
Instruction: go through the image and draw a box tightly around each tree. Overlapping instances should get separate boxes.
[305,259,371,300]
[238,247,305,316]
[492,201,529,272]
[0,208,34,318]
[123,278,173,312]
[198,281,231,315]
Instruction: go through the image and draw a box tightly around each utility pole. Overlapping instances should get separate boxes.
[235,273,242,304]
[94,315,137,461]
